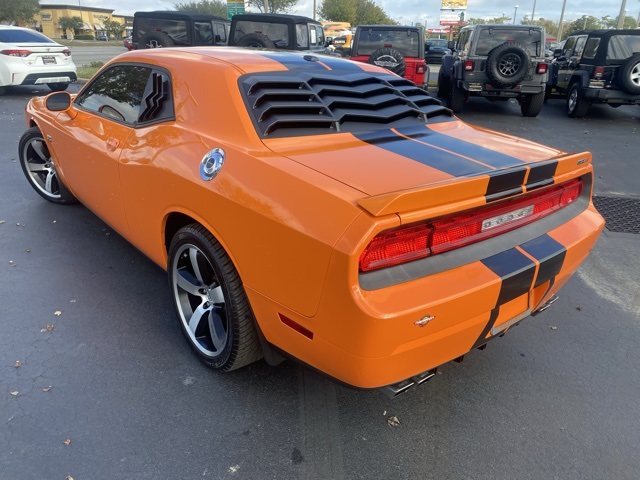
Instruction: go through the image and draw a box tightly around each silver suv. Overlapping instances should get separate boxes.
[437,24,548,117]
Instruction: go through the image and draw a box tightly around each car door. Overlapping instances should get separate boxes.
[557,35,586,90]
[52,64,153,237]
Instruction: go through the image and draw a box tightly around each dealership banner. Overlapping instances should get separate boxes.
[441,0,467,10]
[440,12,463,26]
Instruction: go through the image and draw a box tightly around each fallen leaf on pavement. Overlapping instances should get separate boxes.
[43,386,52,392]
[63,439,71,446]
[10,391,19,396]
[14,361,21,367]
[387,415,400,427]
[46,325,54,331]
[550,326,557,330]
[54,311,62,316]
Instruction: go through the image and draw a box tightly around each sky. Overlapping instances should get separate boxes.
[40,0,639,27]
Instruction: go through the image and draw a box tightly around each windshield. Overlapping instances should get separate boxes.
[476,28,542,56]
[356,29,421,57]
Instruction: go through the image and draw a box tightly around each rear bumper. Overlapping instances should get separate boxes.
[460,80,545,96]
[21,72,77,86]
[581,87,640,104]
[250,200,604,389]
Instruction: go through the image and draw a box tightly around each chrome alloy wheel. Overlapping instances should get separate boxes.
[22,136,61,200]
[498,53,522,77]
[171,243,228,357]
[568,87,578,113]
[631,62,640,88]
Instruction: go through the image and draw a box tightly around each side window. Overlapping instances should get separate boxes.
[457,30,471,55]
[316,26,324,46]
[562,36,576,57]
[75,65,173,126]
[573,36,586,57]
[583,38,600,59]
[309,24,317,46]
[194,21,213,45]
[296,24,309,48]
[214,22,227,44]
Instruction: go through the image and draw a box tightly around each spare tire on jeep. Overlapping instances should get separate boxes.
[486,42,530,87]
[367,47,406,77]
[139,31,174,48]
[235,33,276,49]
[618,53,640,94]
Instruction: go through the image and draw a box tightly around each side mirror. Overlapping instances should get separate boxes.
[553,48,562,57]
[45,91,72,112]
[447,40,455,50]
[425,44,431,51]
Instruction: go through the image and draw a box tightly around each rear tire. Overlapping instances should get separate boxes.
[367,47,406,77]
[47,83,69,92]
[437,68,451,99]
[567,83,590,118]
[447,81,465,113]
[139,31,174,49]
[235,33,275,49]
[520,92,544,117]
[168,224,263,371]
[618,53,640,94]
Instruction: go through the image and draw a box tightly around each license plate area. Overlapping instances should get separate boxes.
[42,56,56,65]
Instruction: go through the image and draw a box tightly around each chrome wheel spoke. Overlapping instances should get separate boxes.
[176,268,204,296]
[188,302,209,334]
[28,162,48,172]
[208,306,227,351]
[189,248,206,285]
[209,285,224,304]
[31,139,49,162]
[44,169,56,194]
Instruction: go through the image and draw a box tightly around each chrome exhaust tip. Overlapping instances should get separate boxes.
[380,369,436,398]
[532,295,559,316]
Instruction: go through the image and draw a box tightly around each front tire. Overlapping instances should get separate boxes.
[18,126,77,204]
[567,83,590,118]
[168,225,263,371]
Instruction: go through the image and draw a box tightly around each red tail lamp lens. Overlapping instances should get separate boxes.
[464,60,474,71]
[537,63,548,74]
[594,66,605,79]
[1,49,31,57]
[359,179,583,272]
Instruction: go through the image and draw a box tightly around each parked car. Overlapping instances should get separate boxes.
[546,29,640,117]
[19,47,604,396]
[227,13,326,53]
[132,10,230,48]
[350,25,428,88]
[97,33,108,41]
[425,38,451,64]
[123,35,135,51]
[437,24,549,116]
[0,25,77,95]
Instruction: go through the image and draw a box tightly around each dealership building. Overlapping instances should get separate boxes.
[34,4,132,39]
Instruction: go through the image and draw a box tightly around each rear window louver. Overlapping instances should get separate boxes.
[240,71,452,137]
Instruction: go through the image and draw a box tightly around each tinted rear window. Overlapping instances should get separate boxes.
[356,29,421,57]
[0,29,55,44]
[233,21,289,48]
[136,19,188,44]
[426,39,448,47]
[607,35,640,60]
[476,28,542,56]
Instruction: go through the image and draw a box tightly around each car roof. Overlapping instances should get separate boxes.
[232,13,321,26]
[357,25,421,31]
[134,10,229,23]
[570,29,640,38]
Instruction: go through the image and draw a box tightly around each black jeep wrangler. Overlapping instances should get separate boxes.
[227,13,326,52]
[132,11,230,49]
[437,24,549,117]
[546,29,640,118]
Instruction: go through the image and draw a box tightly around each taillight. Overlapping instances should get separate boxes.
[593,66,605,79]
[359,179,583,272]
[1,49,31,57]
[62,49,71,57]
[417,65,425,74]
[464,60,474,71]
[536,63,548,74]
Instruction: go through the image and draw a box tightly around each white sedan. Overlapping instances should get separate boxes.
[0,25,77,95]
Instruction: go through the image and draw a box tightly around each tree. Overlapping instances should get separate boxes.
[173,0,227,17]
[466,15,509,26]
[317,0,396,25]
[0,0,39,25]
[59,16,83,38]
[245,0,298,14]
[104,19,126,40]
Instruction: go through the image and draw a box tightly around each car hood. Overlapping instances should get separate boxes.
[262,120,582,216]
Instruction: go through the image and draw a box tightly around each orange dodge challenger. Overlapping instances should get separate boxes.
[19,48,604,396]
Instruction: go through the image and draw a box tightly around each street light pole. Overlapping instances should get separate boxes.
[531,0,537,23]
[557,0,567,42]
[617,0,628,28]
[513,5,519,24]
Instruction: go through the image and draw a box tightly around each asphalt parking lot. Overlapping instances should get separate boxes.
[1,52,640,479]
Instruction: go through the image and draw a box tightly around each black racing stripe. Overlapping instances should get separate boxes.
[485,168,527,201]
[526,161,558,191]
[520,234,567,288]
[473,308,500,348]
[353,130,488,176]
[481,248,536,305]
[256,52,365,72]
[396,125,526,169]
